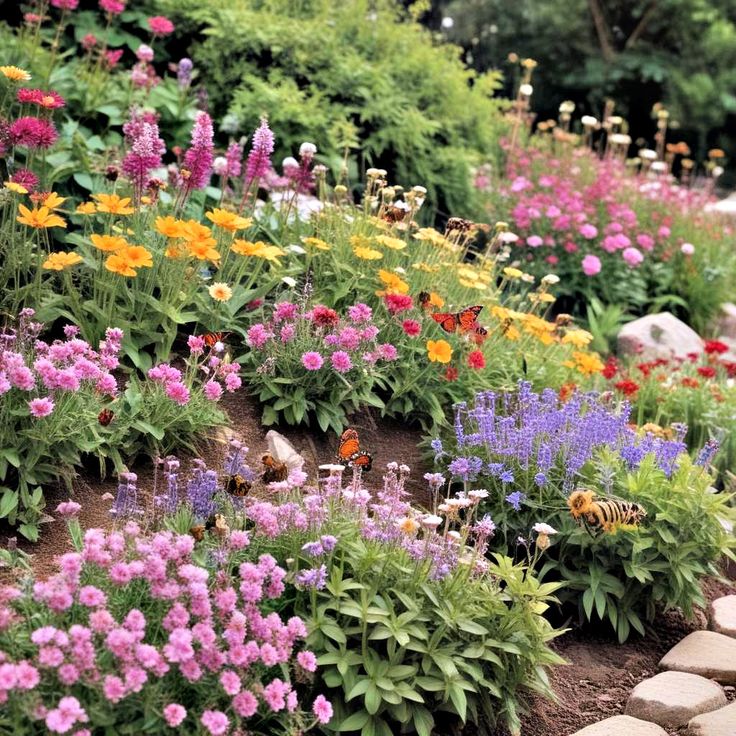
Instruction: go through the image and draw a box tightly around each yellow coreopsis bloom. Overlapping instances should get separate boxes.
[76,201,97,215]
[90,234,128,252]
[376,269,409,296]
[155,215,186,239]
[374,234,406,250]
[206,208,252,232]
[208,282,233,302]
[0,66,31,82]
[503,267,523,279]
[301,236,331,251]
[570,351,605,376]
[4,181,27,194]
[231,239,284,263]
[92,193,135,215]
[120,245,153,269]
[188,241,221,262]
[412,262,439,273]
[105,254,137,277]
[42,192,66,210]
[353,246,383,261]
[42,251,83,270]
[562,329,593,348]
[426,339,453,364]
[17,205,66,229]
[427,292,445,309]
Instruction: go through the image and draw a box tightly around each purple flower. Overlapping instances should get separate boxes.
[121,110,165,200]
[295,565,327,590]
[348,303,372,323]
[111,472,142,518]
[505,491,526,511]
[330,351,352,373]
[182,111,214,191]
[244,118,274,186]
[301,352,323,371]
[447,456,483,482]
[223,141,243,179]
[177,58,193,89]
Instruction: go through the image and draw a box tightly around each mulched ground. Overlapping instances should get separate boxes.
[1,389,734,736]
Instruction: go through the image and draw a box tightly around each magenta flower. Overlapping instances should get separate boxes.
[201,710,229,736]
[297,650,317,672]
[182,111,214,191]
[244,118,274,186]
[224,141,243,179]
[301,352,324,371]
[313,694,333,724]
[581,254,601,276]
[29,397,54,418]
[622,246,644,267]
[51,0,79,9]
[163,704,186,727]
[187,335,205,354]
[55,500,81,517]
[526,234,543,247]
[147,15,174,36]
[579,223,597,239]
[9,168,39,192]
[204,380,223,402]
[347,302,372,323]
[99,0,125,16]
[402,319,421,337]
[165,381,191,406]
[9,117,58,149]
[330,351,352,373]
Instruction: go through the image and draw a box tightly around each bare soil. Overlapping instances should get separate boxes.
[1,390,734,736]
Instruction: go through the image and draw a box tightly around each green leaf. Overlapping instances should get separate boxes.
[338,710,371,732]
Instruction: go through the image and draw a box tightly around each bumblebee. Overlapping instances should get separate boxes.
[568,489,646,534]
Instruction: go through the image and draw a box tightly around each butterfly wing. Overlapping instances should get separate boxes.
[431,312,459,333]
[337,429,361,463]
[265,430,304,472]
[262,454,289,483]
[349,451,373,473]
[458,306,483,332]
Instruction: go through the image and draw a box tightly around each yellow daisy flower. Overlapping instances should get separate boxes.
[105,254,137,277]
[92,193,135,215]
[42,252,83,271]
[76,201,97,215]
[426,339,453,364]
[208,282,233,302]
[42,192,66,210]
[353,246,383,260]
[120,245,153,269]
[374,234,406,250]
[0,66,31,82]
[205,208,252,232]
[90,234,128,252]
[4,181,27,194]
[17,205,66,229]
[301,236,331,251]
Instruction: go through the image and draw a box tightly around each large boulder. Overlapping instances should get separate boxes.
[710,303,736,340]
[569,715,668,735]
[617,312,704,360]
[659,631,736,684]
[687,702,736,735]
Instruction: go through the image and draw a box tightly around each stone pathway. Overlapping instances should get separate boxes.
[569,595,736,735]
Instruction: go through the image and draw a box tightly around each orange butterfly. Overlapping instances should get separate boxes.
[337,429,373,472]
[98,408,115,426]
[431,305,483,334]
[203,332,229,348]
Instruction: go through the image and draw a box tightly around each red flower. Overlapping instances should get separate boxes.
[444,366,459,381]
[558,382,577,402]
[384,293,413,315]
[601,358,618,379]
[467,350,486,370]
[721,361,736,378]
[681,376,700,388]
[310,305,339,328]
[704,340,729,355]
[614,379,640,397]
[401,319,421,337]
[686,351,700,363]
[697,365,717,379]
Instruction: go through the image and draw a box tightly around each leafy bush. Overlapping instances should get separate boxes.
[435,382,735,640]
[0,505,329,735]
[156,0,509,218]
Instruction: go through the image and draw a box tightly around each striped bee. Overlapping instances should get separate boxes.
[567,489,646,535]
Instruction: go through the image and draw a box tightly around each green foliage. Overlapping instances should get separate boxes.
[155,0,509,218]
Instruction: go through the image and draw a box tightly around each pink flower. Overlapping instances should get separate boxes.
[526,234,543,248]
[9,117,58,149]
[46,696,88,733]
[147,16,174,35]
[301,352,323,371]
[280,324,296,343]
[224,373,241,392]
[204,380,223,401]
[165,381,190,405]
[313,694,333,724]
[384,293,413,315]
[246,323,273,349]
[468,350,486,369]
[99,0,125,16]
[581,254,601,276]
[347,303,373,323]
[201,710,229,736]
[9,168,39,192]
[636,233,655,251]
[81,33,97,50]
[51,0,79,9]
[188,335,205,353]
[402,319,421,337]
[183,111,214,191]
[244,118,274,185]
[330,351,352,373]
[78,585,106,608]
[164,704,186,727]
[297,650,317,672]
[273,301,298,322]
[233,689,259,717]
[16,661,40,689]
[55,500,81,517]
[658,225,671,239]
[377,343,398,361]
[29,397,54,418]
[622,246,643,268]
[681,242,695,255]
[220,670,241,695]
[579,223,597,239]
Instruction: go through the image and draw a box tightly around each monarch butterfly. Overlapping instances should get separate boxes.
[337,429,373,472]
[203,332,229,348]
[225,474,252,498]
[432,305,483,334]
[98,408,115,426]
[261,430,305,484]
[568,489,646,535]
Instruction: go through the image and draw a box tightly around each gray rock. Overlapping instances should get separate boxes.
[660,631,736,684]
[624,671,727,727]
[710,595,736,638]
[687,702,736,735]
[617,312,704,360]
[711,303,736,340]
[570,715,668,735]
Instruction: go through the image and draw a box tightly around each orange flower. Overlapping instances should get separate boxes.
[426,339,453,364]
[92,193,135,215]
[105,254,137,277]
[164,245,184,259]
[17,204,66,229]
[90,234,128,252]
[120,245,153,269]
[180,220,214,243]
[231,239,284,263]
[76,201,97,215]
[42,192,66,210]
[4,181,27,194]
[155,215,186,238]
[205,208,253,232]
[42,251,83,270]
[187,241,220,262]
[0,66,31,82]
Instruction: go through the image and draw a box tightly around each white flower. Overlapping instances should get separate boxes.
[420,514,443,529]
[281,276,297,287]
[441,16,454,29]
[319,463,345,473]
[581,115,598,127]
[468,489,489,502]
[282,156,299,170]
[213,156,228,176]
[541,274,560,286]
[519,83,533,97]
[680,243,695,256]
[638,148,657,161]
[499,231,519,243]
[299,142,317,157]
[533,522,558,535]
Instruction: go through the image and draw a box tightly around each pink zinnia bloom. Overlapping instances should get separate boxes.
[201,710,229,736]
[15,661,40,690]
[102,675,126,703]
[233,690,258,717]
[330,351,352,373]
[187,335,205,353]
[147,16,174,36]
[55,500,81,517]
[29,397,54,418]
[526,234,543,248]
[9,117,58,149]
[301,352,323,371]
[313,694,333,724]
[165,381,190,406]
[579,223,597,239]
[163,704,186,727]
[384,293,413,315]
[244,118,274,185]
[297,650,317,672]
[220,670,241,695]
[402,319,421,337]
[581,254,601,276]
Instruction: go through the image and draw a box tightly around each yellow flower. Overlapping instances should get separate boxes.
[0,66,31,82]
[562,329,593,348]
[457,266,479,281]
[155,216,186,238]
[353,246,383,260]
[397,517,420,534]
[42,192,66,210]
[412,262,439,273]
[4,181,27,194]
[120,245,153,269]
[301,236,331,251]
[208,282,233,302]
[181,220,216,245]
[188,240,221,262]
[503,267,523,279]
[164,245,184,259]
[42,251,83,270]
[427,339,453,364]
[570,351,604,376]
[92,193,135,215]
[206,208,252,232]
[376,269,409,296]
[105,254,137,277]
[427,292,445,309]
[530,292,556,304]
[374,234,406,250]
[76,201,97,215]
[231,239,284,263]
[17,205,66,229]
[90,234,128,252]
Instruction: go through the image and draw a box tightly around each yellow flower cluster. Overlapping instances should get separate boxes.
[231,239,285,263]
[376,269,409,296]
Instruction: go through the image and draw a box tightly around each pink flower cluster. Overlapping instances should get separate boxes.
[8,116,58,149]
[246,302,398,374]
[16,88,66,110]
[0,522,325,731]
[0,317,122,420]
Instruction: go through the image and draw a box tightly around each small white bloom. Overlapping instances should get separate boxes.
[533,522,558,535]
[299,142,317,157]
[212,156,228,176]
[499,231,519,243]
[581,115,598,127]
[281,276,297,287]
[680,242,695,256]
[519,83,533,97]
[421,514,443,529]
[441,16,454,29]
[282,156,299,170]
[541,274,560,286]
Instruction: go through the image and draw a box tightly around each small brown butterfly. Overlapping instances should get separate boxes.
[337,429,373,472]
[98,408,115,426]
[203,332,230,348]
[226,474,252,498]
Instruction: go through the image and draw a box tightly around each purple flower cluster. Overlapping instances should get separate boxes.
[244,118,274,186]
[121,109,165,199]
[182,111,214,191]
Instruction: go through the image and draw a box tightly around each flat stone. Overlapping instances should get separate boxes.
[617,312,704,360]
[570,715,668,735]
[660,631,736,684]
[710,595,736,638]
[687,702,736,735]
[624,671,727,727]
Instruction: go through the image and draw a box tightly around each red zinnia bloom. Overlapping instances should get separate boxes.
[614,379,640,397]
[444,366,459,382]
[17,88,65,109]
[601,358,618,379]
[720,361,736,378]
[686,351,699,363]
[401,319,421,337]
[704,340,729,355]
[467,350,486,369]
[310,305,339,328]
[697,365,716,379]
[384,293,414,315]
